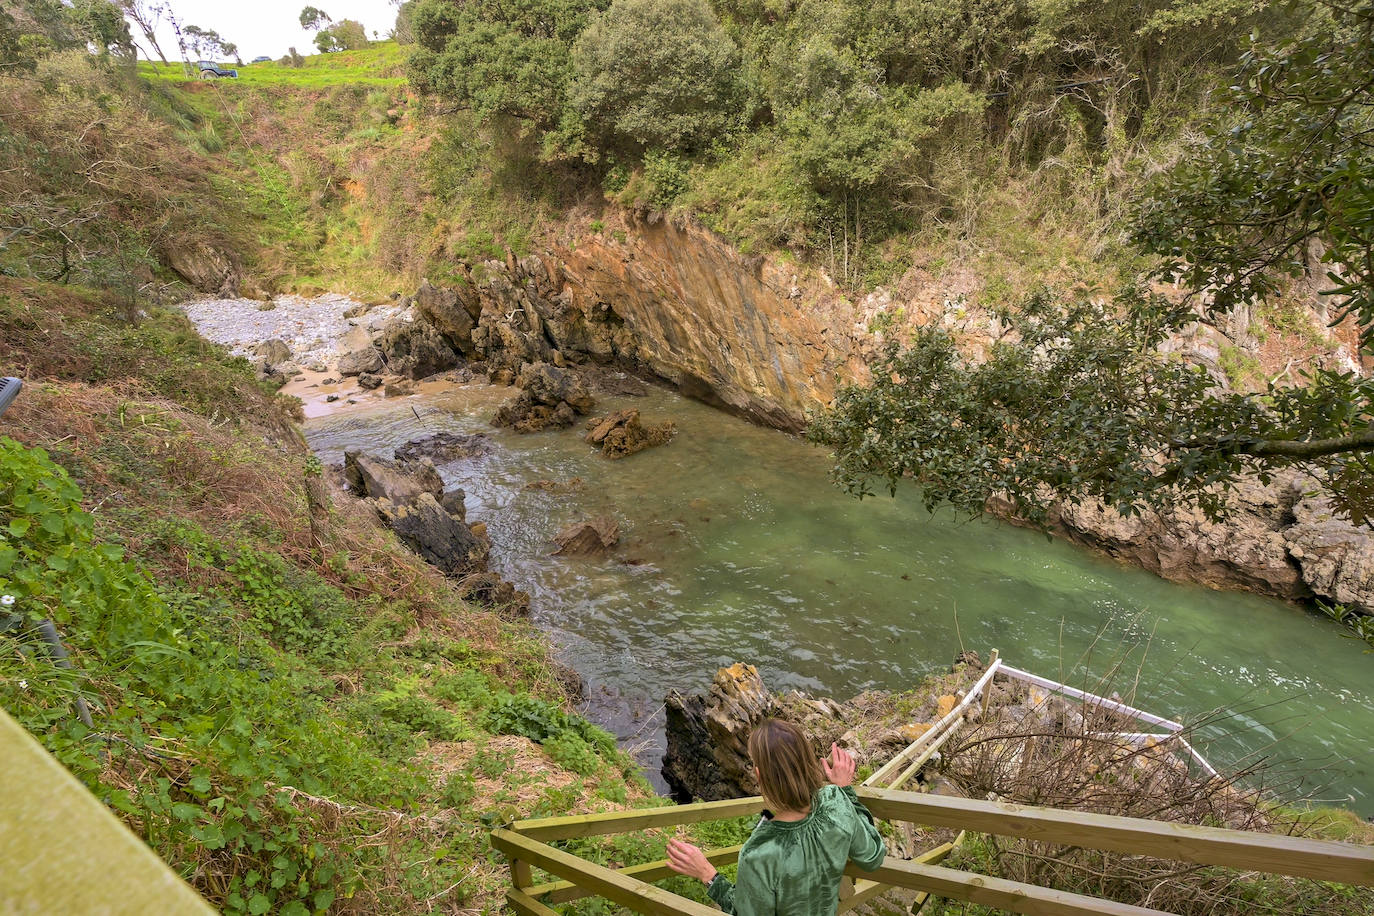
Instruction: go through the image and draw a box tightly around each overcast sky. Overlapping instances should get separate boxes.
[140,0,400,62]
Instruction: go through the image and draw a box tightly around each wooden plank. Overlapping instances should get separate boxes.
[526,845,744,904]
[889,716,964,790]
[846,858,1169,916]
[856,788,1374,886]
[507,888,563,916]
[999,666,1183,732]
[492,829,722,916]
[837,838,957,913]
[866,660,1002,787]
[512,797,766,842]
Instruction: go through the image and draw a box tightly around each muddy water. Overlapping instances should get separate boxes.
[303,381,1374,813]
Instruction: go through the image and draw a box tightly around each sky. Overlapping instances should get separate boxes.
[139,0,400,62]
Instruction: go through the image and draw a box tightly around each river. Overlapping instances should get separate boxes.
[302,379,1374,815]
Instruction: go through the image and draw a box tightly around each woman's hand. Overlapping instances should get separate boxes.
[823,743,856,787]
[667,838,717,884]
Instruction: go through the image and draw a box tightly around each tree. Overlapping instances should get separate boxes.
[313,18,367,52]
[299,6,330,30]
[114,0,171,64]
[814,0,1374,524]
[569,0,745,154]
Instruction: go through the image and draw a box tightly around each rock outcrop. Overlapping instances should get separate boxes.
[409,212,870,432]
[552,516,619,556]
[163,239,241,296]
[584,408,675,459]
[341,448,528,611]
[1030,472,1374,615]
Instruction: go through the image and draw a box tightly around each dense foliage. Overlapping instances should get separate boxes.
[408,0,1292,282]
[815,0,1374,524]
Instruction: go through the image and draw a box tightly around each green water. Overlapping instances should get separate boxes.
[305,382,1374,813]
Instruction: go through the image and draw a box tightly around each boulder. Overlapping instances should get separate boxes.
[394,432,494,464]
[373,492,488,577]
[163,239,240,296]
[584,408,676,459]
[414,279,480,357]
[376,316,460,379]
[338,346,384,377]
[343,450,443,505]
[358,372,382,390]
[440,487,467,520]
[552,516,619,556]
[253,339,292,368]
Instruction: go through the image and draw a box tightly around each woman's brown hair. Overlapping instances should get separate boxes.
[748,718,826,813]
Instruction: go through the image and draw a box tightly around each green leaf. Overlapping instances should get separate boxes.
[247,893,271,915]
[7,518,30,537]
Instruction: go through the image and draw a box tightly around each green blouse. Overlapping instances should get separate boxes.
[705,785,886,916]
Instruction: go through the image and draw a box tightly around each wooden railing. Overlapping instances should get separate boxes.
[492,785,1374,916]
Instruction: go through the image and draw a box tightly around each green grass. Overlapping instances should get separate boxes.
[138,41,408,88]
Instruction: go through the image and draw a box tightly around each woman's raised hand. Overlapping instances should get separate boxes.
[823,743,856,787]
[667,838,717,884]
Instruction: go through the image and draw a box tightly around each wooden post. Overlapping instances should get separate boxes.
[511,858,532,891]
[979,649,999,719]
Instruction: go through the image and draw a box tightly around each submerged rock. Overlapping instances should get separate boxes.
[394,432,494,464]
[552,516,619,556]
[584,408,675,459]
[493,395,578,432]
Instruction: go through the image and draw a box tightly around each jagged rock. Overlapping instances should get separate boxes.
[1285,481,1374,614]
[338,346,384,376]
[384,380,414,398]
[394,432,494,464]
[552,516,619,556]
[414,279,480,357]
[663,663,775,801]
[254,339,291,367]
[376,315,459,379]
[373,493,487,577]
[584,408,675,459]
[343,450,443,505]
[516,362,595,412]
[492,393,578,433]
[358,372,382,390]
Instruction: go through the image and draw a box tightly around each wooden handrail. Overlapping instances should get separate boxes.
[838,837,960,914]
[855,787,1374,886]
[492,828,721,916]
[512,797,766,842]
[525,845,744,904]
[846,857,1170,916]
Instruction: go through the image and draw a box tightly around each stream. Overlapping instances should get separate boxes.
[302,380,1374,815]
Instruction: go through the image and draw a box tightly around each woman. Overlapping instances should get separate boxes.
[667,718,886,916]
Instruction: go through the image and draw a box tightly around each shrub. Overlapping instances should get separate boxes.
[570,0,745,154]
